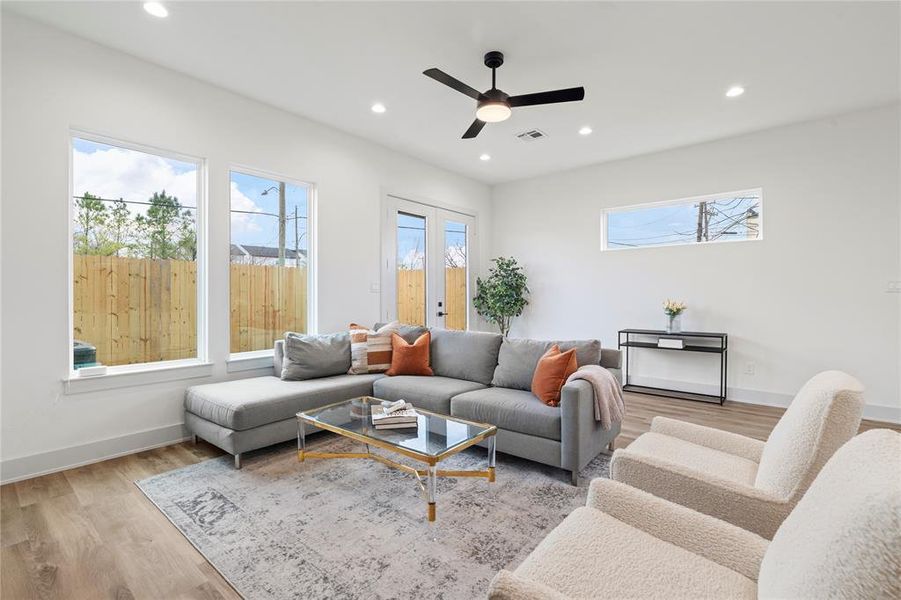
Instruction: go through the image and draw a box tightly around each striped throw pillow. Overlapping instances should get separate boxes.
[349,321,400,374]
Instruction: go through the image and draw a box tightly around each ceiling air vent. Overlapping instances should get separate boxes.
[515,129,548,142]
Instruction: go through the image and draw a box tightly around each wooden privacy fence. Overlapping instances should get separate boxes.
[73,255,198,366]
[74,257,464,367]
[229,262,307,354]
[74,255,308,366]
[397,268,467,330]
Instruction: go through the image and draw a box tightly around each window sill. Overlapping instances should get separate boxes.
[227,351,275,374]
[64,360,214,395]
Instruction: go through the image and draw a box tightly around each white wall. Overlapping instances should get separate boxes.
[490,105,901,422]
[0,15,491,482]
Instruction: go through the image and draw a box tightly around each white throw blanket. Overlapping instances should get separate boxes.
[565,365,625,430]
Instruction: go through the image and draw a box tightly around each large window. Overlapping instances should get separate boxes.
[229,169,311,355]
[601,189,762,250]
[71,136,203,370]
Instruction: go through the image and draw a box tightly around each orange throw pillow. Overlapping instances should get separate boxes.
[531,345,578,406]
[385,332,433,376]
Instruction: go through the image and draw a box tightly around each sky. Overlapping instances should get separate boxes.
[607,194,760,248]
[397,213,466,269]
[72,137,310,253]
[73,138,198,211]
[229,171,308,252]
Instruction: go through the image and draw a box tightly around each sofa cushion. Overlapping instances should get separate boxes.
[430,329,503,385]
[281,331,351,380]
[451,387,561,441]
[185,374,382,430]
[373,375,485,415]
[492,338,602,391]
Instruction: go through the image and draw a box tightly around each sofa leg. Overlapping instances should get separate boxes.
[234,453,242,469]
[570,470,579,486]
[191,434,197,445]
[607,439,615,452]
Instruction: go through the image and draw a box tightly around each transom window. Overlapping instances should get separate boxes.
[601,189,762,250]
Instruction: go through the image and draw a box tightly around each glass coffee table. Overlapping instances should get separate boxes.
[297,396,497,522]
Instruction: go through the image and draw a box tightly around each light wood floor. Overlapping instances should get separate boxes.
[2,394,897,599]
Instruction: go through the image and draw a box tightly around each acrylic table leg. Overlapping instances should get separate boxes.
[297,419,306,462]
[427,464,437,522]
[487,436,496,483]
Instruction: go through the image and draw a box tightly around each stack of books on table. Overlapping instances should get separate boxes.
[371,400,419,430]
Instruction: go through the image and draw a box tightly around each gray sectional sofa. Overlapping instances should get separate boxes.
[184,327,622,483]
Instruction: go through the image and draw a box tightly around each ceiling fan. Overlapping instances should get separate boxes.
[423,51,585,139]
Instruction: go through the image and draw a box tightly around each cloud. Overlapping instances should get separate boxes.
[400,248,425,269]
[73,146,197,212]
[229,181,264,237]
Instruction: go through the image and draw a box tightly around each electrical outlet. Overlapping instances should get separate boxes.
[369,282,380,293]
[744,362,756,376]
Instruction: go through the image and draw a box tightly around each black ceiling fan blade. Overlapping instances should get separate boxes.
[462,119,486,139]
[423,68,482,100]
[508,87,585,108]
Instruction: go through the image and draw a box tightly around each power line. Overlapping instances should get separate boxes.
[74,194,197,210]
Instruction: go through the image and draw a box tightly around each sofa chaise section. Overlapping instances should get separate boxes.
[185,370,382,467]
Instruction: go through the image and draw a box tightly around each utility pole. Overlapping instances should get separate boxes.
[277,181,286,266]
[293,205,299,267]
[696,201,707,242]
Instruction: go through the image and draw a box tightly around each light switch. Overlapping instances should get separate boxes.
[370,282,380,293]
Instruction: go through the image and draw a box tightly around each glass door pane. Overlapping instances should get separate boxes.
[442,220,468,330]
[396,211,427,326]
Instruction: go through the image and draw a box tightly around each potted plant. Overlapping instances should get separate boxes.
[473,257,529,337]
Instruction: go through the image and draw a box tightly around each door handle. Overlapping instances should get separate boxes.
[437,311,448,317]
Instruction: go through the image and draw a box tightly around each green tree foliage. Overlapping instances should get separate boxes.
[73,192,107,255]
[73,190,195,260]
[473,256,529,337]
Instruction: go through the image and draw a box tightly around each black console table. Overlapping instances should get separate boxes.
[618,329,728,405]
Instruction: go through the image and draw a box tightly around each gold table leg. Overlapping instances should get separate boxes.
[296,436,498,522]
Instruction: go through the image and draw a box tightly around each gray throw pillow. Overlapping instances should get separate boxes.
[281,331,351,380]
[491,337,602,391]
[374,322,429,345]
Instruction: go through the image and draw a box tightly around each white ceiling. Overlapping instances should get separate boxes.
[6,1,900,184]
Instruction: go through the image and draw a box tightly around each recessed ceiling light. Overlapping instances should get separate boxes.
[371,103,386,114]
[579,126,593,136]
[143,2,168,18]
[725,85,745,98]
[479,154,491,161]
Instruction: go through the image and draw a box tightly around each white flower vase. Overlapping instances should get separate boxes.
[666,314,682,333]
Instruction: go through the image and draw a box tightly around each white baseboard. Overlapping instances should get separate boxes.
[629,375,901,424]
[0,423,189,484]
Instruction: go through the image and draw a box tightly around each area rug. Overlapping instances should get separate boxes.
[136,434,611,600]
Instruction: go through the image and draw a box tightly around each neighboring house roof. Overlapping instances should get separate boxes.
[230,244,306,259]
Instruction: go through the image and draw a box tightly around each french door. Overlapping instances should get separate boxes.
[381,196,476,330]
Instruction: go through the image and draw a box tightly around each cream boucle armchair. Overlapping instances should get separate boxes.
[488,429,900,600]
[610,370,864,538]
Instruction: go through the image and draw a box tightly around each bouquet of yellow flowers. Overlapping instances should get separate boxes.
[663,299,687,317]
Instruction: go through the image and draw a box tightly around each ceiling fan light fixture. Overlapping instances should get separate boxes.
[475,101,511,123]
